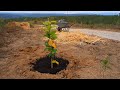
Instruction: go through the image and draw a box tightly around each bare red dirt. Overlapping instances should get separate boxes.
[0,27,120,79]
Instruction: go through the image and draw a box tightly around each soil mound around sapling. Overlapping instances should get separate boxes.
[31,56,69,74]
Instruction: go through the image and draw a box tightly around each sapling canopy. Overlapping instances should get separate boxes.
[43,19,59,68]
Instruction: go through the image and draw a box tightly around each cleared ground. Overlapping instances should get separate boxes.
[0,27,120,79]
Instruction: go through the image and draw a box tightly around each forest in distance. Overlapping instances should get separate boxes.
[1,15,120,30]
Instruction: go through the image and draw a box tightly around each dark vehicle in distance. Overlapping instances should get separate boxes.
[57,19,71,32]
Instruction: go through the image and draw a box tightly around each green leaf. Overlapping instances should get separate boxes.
[46,30,57,40]
[48,47,53,51]
[48,53,54,58]
[44,47,48,51]
[44,32,50,38]
[50,30,56,34]
[44,28,49,32]
[44,34,49,38]
[50,34,57,40]
[45,41,49,47]
[53,49,57,53]
[51,49,57,55]
[47,25,52,31]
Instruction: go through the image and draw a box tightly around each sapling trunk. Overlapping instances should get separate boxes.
[102,69,105,78]
[51,58,53,68]
[51,55,55,68]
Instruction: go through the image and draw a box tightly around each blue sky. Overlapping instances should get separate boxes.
[0,11,120,15]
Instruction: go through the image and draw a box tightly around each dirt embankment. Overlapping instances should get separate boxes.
[0,27,120,79]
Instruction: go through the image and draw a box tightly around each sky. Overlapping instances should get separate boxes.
[0,11,120,15]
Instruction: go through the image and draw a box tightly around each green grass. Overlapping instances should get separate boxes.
[101,56,111,70]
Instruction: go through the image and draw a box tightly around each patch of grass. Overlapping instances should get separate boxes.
[101,56,111,70]
[100,56,112,78]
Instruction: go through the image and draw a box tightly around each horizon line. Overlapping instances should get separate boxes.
[0,11,120,15]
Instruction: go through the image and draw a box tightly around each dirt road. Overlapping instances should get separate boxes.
[70,29,120,41]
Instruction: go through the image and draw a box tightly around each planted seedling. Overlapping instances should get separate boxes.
[101,56,111,70]
[43,18,59,68]
[100,56,111,78]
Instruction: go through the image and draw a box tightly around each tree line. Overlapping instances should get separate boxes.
[0,15,120,29]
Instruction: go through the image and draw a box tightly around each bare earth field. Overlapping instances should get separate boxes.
[0,27,120,79]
